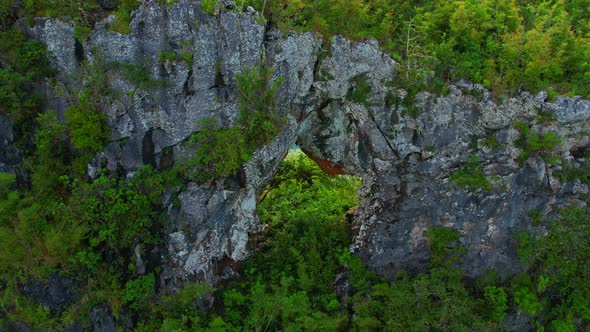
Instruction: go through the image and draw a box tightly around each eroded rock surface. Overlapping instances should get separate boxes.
[15,0,590,287]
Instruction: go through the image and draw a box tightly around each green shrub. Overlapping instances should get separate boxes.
[514,121,561,163]
[31,111,69,195]
[0,30,52,149]
[235,65,285,146]
[66,91,109,153]
[348,226,482,330]
[157,50,177,63]
[122,273,155,311]
[424,227,466,267]
[188,118,247,181]
[555,160,590,184]
[60,59,112,160]
[157,46,193,66]
[219,151,361,330]
[69,167,169,254]
[483,286,508,322]
[516,204,590,324]
[450,153,493,192]
[480,135,501,149]
[12,38,53,78]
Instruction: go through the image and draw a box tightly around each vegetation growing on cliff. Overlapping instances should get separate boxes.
[0,1,589,330]
[187,65,285,181]
[1,135,590,330]
[2,0,589,96]
[246,0,590,97]
[0,29,53,150]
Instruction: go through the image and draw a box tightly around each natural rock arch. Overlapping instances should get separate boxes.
[15,1,590,289]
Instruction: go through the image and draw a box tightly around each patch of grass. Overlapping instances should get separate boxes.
[384,90,401,108]
[158,42,194,66]
[157,50,176,63]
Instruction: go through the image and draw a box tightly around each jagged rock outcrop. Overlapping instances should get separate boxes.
[12,0,590,288]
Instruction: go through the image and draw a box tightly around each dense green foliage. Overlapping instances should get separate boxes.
[219,152,361,330]
[157,41,194,66]
[187,65,284,181]
[0,160,176,329]
[516,205,590,328]
[0,0,132,36]
[245,0,590,96]
[0,29,180,329]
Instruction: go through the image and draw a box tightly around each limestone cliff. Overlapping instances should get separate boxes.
[6,0,590,289]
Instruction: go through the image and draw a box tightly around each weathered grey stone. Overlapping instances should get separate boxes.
[550,96,590,123]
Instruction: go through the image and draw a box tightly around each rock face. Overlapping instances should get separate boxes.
[0,114,21,173]
[14,0,590,287]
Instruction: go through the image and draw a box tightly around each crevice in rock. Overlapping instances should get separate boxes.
[141,129,156,168]
[368,111,401,160]
[74,39,85,64]
[299,97,331,125]
[183,67,194,96]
